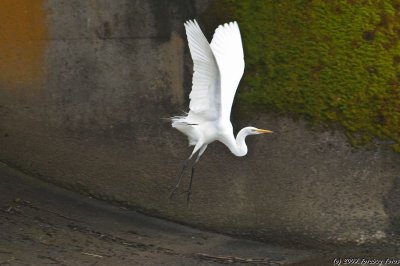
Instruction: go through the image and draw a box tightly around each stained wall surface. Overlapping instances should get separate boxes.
[1,0,400,248]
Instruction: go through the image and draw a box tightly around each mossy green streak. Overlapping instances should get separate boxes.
[201,0,400,151]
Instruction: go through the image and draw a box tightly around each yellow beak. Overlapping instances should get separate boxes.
[255,129,273,134]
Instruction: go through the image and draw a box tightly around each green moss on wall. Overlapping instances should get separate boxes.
[201,0,400,150]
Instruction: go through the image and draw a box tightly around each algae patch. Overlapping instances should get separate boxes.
[201,0,400,150]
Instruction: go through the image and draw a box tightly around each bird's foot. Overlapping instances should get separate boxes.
[180,189,192,205]
[169,186,180,200]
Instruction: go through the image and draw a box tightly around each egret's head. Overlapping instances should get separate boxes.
[246,126,273,135]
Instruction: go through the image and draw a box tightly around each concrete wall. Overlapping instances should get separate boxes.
[1,0,400,248]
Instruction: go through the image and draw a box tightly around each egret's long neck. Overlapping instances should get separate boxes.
[230,128,249,157]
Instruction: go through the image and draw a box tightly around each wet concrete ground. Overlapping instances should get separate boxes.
[0,162,318,265]
[1,162,399,266]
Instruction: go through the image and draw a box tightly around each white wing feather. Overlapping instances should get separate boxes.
[184,20,220,121]
[210,21,244,121]
[172,20,244,145]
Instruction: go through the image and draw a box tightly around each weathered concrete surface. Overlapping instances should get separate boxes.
[0,162,317,265]
[1,0,400,248]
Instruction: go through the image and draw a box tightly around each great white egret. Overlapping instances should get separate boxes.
[170,20,273,201]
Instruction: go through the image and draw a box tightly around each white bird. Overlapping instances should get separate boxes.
[170,20,273,201]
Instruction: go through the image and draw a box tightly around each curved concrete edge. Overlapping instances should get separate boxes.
[0,161,321,265]
[1,111,400,248]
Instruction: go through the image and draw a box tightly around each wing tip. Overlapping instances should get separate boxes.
[221,21,239,29]
[185,19,239,30]
[184,19,198,27]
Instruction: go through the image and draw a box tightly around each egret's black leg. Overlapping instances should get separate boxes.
[186,164,196,204]
[175,144,207,204]
[169,158,190,199]
[185,145,207,204]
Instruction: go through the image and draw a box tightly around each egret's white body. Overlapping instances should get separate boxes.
[170,20,272,200]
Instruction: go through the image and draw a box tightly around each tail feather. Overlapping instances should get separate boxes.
[170,116,198,146]
[171,116,188,127]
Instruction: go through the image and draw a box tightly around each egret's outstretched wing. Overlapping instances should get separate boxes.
[210,21,244,121]
[184,20,220,121]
